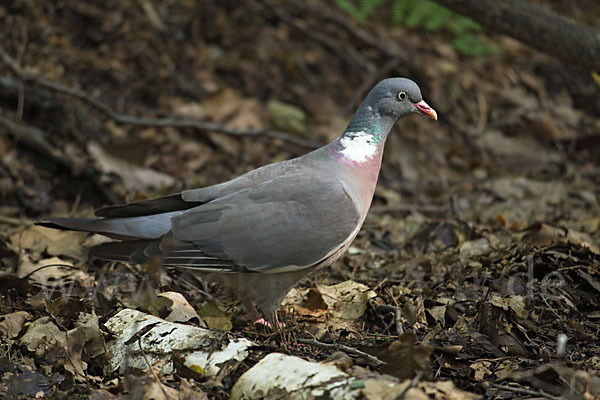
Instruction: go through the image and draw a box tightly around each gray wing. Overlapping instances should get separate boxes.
[167,173,361,272]
[95,158,302,218]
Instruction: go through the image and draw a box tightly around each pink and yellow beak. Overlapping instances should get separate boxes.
[414,100,438,121]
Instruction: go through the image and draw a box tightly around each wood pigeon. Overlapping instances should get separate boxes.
[38,78,437,326]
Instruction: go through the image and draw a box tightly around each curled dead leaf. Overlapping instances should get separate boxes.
[149,291,205,327]
[11,226,86,260]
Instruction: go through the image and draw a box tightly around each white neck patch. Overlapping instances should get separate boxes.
[339,131,378,163]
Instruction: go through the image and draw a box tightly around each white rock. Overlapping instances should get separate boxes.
[230,353,360,400]
[104,309,252,375]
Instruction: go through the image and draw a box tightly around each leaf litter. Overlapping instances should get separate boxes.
[0,0,599,398]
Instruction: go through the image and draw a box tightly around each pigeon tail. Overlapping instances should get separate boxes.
[37,217,104,233]
[36,211,181,240]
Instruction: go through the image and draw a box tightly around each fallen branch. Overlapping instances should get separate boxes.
[433,0,600,71]
[0,45,320,149]
[297,337,385,367]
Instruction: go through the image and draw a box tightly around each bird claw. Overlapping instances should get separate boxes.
[253,317,286,329]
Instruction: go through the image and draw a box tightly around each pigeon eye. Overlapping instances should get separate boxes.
[397,91,407,101]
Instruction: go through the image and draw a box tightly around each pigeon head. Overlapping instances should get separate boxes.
[343,78,437,139]
[365,78,437,121]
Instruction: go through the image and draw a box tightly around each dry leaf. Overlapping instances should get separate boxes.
[365,332,433,380]
[20,314,103,381]
[0,311,32,339]
[17,255,75,283]
[489,295,528,319]
[87,142,175,191]
[201,88,243,122]
[470,360,492,381]
[226,98,265,131]
[362,379,413,400]
[316,280,376,330]
[11,226,86,260]
[149,291,205,326]
[197,300,232,331]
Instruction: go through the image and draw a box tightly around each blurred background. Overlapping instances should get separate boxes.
[0,0,599,398]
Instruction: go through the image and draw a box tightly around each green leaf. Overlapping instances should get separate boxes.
[391,0,414,23]
[334,0,384,22]
[451,34,498,57]
[423,7,451,31]
[449,16,482,34]
[335,0,501,59]
[404,1,435,27]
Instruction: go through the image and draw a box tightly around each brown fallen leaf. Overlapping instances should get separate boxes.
[20,313,103,381]
[226,98,266,131]
[489,295,528,319]
[317,280,376,325]
[10,226,86,260]
[292,287,329,323]
[470,360,492,381]
[17,255,76,284]
[478,303,528,357]
[200,87,243,123]
[87,142,175,191]
[362,378,415,400]
[0,311,32,339]
[521,223,600,254]
[421,380,482,400]
[197,300,232,331]
[362,332,433,380]
[149,291,205,327]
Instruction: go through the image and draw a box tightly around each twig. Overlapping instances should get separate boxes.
[297,338,385,367]
[376,304,405,336]
[0,44,319,149]
[489,382,561,400]
[138,336,173,400]
[373,277,389,292]
[19,263,79,281]
[395,307,404,336]
[394,370,423,400]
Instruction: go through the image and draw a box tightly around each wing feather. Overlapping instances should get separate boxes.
[170,173,361,272]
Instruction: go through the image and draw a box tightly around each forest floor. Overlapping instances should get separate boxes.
[1,0,599,399]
